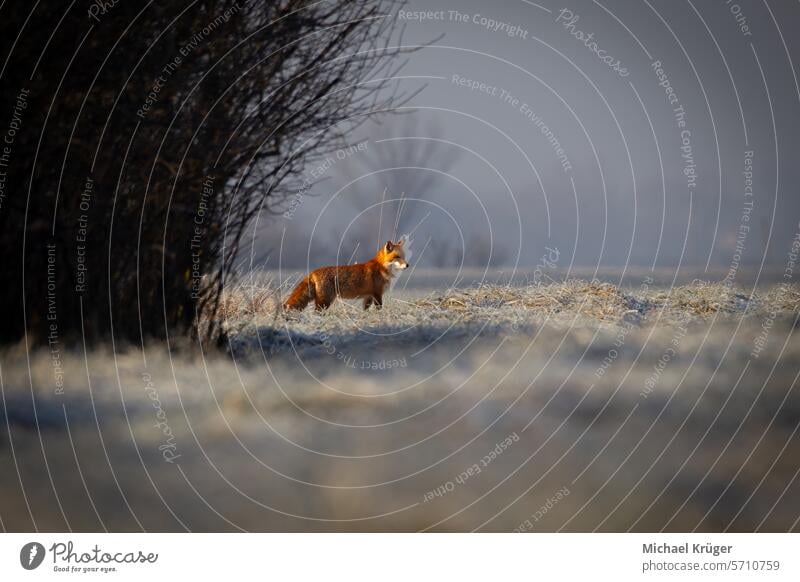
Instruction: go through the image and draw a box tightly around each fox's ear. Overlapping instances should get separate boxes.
[385,240,394,252]
[394,239,404,246]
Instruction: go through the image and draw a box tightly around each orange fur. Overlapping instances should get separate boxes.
[284,240,409,311]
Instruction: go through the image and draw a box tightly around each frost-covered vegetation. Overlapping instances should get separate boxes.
[2,277,799,531]
[222,278,798,357]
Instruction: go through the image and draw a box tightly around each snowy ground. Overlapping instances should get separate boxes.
[2,275,799,531]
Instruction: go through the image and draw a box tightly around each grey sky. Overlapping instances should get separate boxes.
[265,0,799,275]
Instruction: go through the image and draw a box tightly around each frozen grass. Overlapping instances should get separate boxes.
[221,279,799,359]
[219,278,800,326]
[2,278,799,531]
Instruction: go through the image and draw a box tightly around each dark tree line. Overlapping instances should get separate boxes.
[0,0,407,345]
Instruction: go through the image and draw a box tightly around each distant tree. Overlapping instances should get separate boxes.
[333,114,462,260]
[0,0,409,344]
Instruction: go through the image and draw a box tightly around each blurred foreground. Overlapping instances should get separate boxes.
[2,278,799,531]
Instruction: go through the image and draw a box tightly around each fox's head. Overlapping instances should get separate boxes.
[377,239,409,272]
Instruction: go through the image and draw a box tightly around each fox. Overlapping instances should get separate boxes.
[284,238,411,311]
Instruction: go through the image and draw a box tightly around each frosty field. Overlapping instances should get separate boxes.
[2,273,799,531]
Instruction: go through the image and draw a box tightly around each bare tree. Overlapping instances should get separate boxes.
[0,0,411,345]
[333,113,462,258]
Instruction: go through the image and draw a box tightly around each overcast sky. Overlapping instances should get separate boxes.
[265,0,800,276]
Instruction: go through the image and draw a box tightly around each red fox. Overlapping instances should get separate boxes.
[284,239,410,311]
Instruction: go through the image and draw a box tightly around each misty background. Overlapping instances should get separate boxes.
[246,0,799,278]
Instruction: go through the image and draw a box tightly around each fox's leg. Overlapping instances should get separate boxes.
[372,294,383,309]
[314,279,333,311]
[363,296,374,310]
[314,297,331,310]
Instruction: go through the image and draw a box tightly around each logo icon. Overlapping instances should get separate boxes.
[20,542,46,570]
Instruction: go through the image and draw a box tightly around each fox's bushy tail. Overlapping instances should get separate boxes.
[284,275,315,310]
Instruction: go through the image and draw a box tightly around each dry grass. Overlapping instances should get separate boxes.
[218,278,799,325]
[2,277,799,532]
[218,279,799,361]
[415,280,645,322]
